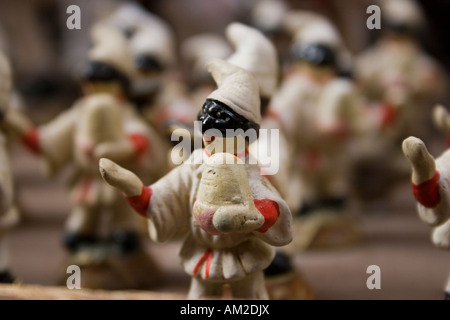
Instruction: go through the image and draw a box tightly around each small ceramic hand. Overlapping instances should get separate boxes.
[402,136,437,185]
[432,104,450,136]
[99,158,143,197]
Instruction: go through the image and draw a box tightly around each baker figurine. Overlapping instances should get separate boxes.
[99,58,293,299]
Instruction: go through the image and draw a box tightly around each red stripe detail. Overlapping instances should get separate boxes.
[192,248,213,279]
[412,171,441,208]
[22,128,41,154]
[205,249,213,279]
[128,134,150,158]
[125,185,152,217]
[446,138,450,148]
[254,199,280,233]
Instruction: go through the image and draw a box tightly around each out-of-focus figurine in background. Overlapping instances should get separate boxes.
[0,51,17,284]
[173,32,233,165]
[99,59,293,300]
[351,0,448,206]
[223,21,313,299]
[180,32,232,117]
[17,25,166,290]
[249,0,291,72]
[96,2,198,167]
[402,105,450,299]
[268,13,365,251]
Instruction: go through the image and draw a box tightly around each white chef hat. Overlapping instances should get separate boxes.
[181,33,232,82]
[88,24,135,79]
[207,59,261,125]
[0,50,11,113]
[225,22,279,98]
[381,0,425,30]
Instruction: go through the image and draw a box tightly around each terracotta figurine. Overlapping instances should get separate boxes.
[267,13,364,251]
[99,59,293,299]
[17,25,165,290]
[402,129,450,300]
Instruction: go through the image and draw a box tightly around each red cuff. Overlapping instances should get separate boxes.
[128,134,150,158]
[380,102,397,128]
[254,199,280,233]
[22,128,41,154]
[412,171,441,208]
[125,185,152,217]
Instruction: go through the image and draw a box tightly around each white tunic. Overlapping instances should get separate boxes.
[144,148,293,281]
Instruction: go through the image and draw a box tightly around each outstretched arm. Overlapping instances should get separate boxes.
[100,156,193,242]
[402,136,450,226]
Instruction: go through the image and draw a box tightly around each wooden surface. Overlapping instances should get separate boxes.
[3,145,450,300]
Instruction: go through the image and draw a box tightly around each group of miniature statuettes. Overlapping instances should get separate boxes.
[0,0,449,300]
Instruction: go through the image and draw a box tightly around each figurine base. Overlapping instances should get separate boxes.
[284,209,361,252]
[58,244,162,291]
[265,271,315,300]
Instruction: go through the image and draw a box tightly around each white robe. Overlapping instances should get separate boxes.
[144,148,292,281]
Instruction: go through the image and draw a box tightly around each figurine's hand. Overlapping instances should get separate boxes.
[402,136,436,185]
[432,104,450,136]
[94,140,134,163]
[99,158,143,197]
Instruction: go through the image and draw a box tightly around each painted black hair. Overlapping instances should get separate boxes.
[82,61,131,97]
[197,99,260,142]
[291,43,337,69]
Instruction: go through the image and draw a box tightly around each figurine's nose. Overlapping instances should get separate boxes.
[135,55,163,73]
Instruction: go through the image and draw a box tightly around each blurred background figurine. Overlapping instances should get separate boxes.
[0,50,17,283]
[99,59,293,299]
[351,0,448,207]
[15,25,166,290]
[267,12,365,251]
[95,2,201,169]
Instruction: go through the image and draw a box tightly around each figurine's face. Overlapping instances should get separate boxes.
[131,54,165,97]
[299,62,335,83]
[291,43,337,82]
[83,81,124,97]
[82,61,129,97]
[197,99,259,151]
